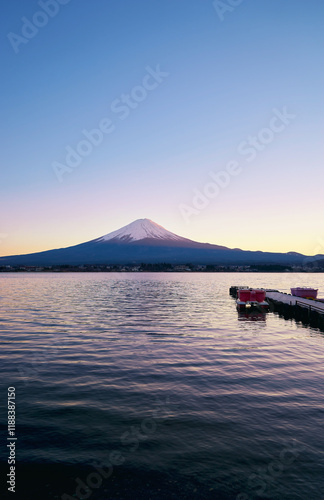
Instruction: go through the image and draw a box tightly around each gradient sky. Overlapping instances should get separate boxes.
[1,0,324,257]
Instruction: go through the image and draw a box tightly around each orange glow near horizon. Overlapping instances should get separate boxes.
[1,211,322,258]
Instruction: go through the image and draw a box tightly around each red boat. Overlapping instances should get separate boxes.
[291,288,318,299]
[236,289,269,312]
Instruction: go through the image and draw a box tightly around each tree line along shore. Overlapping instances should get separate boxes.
[1,263,324,273]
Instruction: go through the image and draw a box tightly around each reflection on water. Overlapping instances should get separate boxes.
[237,311,267,322]
[0,272,324,499]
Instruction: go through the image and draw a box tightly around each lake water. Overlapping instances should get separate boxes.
[1,272,324,500]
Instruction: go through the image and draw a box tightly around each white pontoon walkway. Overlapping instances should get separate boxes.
[266,291,324,314]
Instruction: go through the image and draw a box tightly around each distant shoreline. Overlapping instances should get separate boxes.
[1,264,323,274]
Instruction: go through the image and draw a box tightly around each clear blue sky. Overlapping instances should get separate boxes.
[1,0,324,256]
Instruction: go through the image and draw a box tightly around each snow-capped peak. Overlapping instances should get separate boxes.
[98,219,185,243]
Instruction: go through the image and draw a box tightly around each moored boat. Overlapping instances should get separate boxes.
[236,288,269,312]
[291,287,318,299]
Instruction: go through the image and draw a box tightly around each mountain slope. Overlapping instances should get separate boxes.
[97,219,185,242]
[96,219,229,249]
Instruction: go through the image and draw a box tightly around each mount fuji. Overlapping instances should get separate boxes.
[97,218,190,243]
[0,218,321,267]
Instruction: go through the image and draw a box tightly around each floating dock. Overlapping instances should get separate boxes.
[265,291,324,332]
[229,286,324,332]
